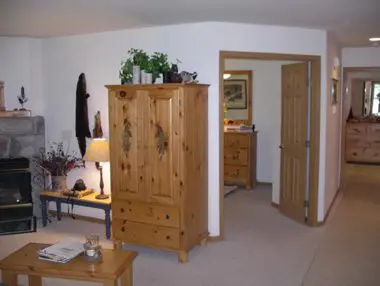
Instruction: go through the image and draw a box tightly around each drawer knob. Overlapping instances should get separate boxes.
[120,208,124,213]
[165,214,170,220]
[166,235,171,240]
[121,227,125,232]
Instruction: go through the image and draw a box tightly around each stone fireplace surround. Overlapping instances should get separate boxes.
[0,116,45,219]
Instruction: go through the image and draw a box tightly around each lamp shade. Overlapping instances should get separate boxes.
[83,138,110,162]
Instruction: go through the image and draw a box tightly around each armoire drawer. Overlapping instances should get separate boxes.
[224,148,248,165]
[113,219,180,250]
[112,200,180,228]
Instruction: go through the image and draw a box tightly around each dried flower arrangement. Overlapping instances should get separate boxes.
[33,142,82,176]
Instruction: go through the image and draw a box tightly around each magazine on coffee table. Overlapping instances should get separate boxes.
[38,238,84,264]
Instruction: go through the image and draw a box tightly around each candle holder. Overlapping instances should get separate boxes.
[83,234,102,263]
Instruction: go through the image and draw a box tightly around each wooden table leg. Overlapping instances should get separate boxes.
[120,266,133,286]
[56,201,62,221]
[2,270,17,286]
[105,208,111,239]
[103,279,117,286]
[28,275,42,286]
[41,199,48,226]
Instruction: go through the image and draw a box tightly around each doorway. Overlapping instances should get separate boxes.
[340,67,380,188]
[218,51,321,239]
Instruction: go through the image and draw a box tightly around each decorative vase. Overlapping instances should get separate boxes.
[132,65,140,84]
[163,72,172,83]
[51,175,67,191]
[145,73,153,84]
[155,74,163,84]
[141,70,146,84]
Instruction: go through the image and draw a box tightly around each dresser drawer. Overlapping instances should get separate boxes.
[224,133,249,149]
[224,165,247,184]
[112,200,180,228]
[224,148,248,165]
[113,219,180,250]
[346,124,367,136]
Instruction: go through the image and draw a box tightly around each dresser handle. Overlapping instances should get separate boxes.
[166,235,171,240]
[120,208,124,213]
[121,227,125,232]
[165,214,170,220]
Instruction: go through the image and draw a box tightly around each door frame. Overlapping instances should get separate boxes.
[217,51,321,240]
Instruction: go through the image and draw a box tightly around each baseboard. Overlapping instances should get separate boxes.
[256,181,272,186]
[207,235,224,242]
[318,188,341,226]
[271,202,279,208]
[48,210,105,225]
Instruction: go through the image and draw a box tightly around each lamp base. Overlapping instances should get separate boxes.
[95,193,109,200]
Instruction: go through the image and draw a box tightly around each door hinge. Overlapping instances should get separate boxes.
[304,200,309,208]
[305,140,311,148]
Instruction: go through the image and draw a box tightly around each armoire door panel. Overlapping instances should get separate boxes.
[109,90,144,201]
[144,89,180,205]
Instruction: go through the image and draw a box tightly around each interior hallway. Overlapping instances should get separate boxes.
[0,183,379,286]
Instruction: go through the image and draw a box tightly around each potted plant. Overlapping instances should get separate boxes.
[33,142,82,191]
[119,48,150,84]
[149,52,171,83]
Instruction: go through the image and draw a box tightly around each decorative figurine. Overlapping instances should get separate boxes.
[180,71,198,84]
[17,86,28,110]
[92,111,104,170]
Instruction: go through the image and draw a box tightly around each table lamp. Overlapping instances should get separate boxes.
[83,138,110,200]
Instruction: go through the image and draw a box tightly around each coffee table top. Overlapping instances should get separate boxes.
[0,243,137,280]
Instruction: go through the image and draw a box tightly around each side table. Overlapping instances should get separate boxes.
[40,191,112,239]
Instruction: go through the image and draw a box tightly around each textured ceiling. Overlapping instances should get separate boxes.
[1,0,380,46]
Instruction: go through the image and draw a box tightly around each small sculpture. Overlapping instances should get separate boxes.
[92,111,104,170]
[17,86,28,110]
[180,71,198,84]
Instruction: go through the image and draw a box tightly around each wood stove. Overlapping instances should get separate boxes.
[0,158,36,235]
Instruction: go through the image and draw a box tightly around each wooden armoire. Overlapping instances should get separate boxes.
[106,84,209,263]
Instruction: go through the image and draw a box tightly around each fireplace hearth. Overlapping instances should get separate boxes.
[0,158,36,235]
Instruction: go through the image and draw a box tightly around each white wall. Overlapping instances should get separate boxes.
[0,38,44,115]
[1,22,328,234]
[322,33,341,219]
[342,47,380,67]
[225,59,299,204]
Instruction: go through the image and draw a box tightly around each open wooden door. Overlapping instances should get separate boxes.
[279,62,309,223]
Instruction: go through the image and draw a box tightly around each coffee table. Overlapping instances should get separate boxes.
[0,243,137,286]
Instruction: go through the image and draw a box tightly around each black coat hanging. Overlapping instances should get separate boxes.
[75,73,91,158]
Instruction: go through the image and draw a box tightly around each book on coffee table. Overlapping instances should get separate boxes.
[37,239,84,264]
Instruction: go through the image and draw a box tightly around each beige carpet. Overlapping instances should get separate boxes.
[0,184,379,286]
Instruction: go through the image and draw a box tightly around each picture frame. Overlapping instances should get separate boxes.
[223,79,247,109]
[331,78,338,105]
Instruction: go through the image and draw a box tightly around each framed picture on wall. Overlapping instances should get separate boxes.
[331,78,338,105]
[224,79,247,109]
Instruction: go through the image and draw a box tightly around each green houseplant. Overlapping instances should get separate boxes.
[119,48,150,84]
[149,52,171,82]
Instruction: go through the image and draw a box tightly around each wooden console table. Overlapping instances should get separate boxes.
[40,191,112,239]
[0,243,137,286]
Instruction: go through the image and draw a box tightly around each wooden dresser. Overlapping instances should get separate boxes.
[224,130,257,189]
[345,122,380,164]
[107,84,209,263]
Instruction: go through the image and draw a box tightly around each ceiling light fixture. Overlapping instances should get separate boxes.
[369,37,380,42]
[223,74,231,79]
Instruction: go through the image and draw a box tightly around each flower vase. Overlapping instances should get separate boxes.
[132,65,140,84]
[145,73,153,84]
[51,175,67,192]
